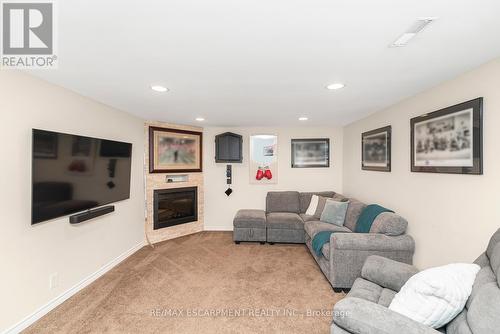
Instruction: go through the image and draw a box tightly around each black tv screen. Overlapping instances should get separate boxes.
[32,129,132,224]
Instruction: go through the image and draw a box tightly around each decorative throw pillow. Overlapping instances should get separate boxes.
[389,263,480,329]
[305,195,319,216]
[313,196,330,219]
[320,199,349,226]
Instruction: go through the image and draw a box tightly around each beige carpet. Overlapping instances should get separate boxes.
[25,232,344,334]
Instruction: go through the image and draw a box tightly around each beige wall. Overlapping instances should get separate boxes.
[4,57,500,331]
[343,58,500,268]
[203,126,343,230]
[0,71,145,332]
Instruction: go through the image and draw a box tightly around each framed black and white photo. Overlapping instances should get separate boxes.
[362,126,391,172]
[411,98,483,174]
[291,138,330,168]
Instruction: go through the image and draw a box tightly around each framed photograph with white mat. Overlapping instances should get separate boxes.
[410,98,483,174]
[291,138,330,168]
[362,126,391,172]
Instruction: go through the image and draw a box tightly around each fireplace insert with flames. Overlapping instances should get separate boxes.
[153,187,197,230]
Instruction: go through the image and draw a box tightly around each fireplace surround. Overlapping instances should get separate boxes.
[153,187,198,230]
[145,121,204,244]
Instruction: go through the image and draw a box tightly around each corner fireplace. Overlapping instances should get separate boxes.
[153,187,198,230]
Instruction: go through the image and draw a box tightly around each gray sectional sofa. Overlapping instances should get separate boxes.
[332,228,500,334]
[233,191,415,290]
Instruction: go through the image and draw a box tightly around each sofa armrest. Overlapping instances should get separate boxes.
[361,255,419,292]
[333,297,439,334]
[331,233,415,252]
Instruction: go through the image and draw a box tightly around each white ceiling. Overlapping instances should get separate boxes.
[32,0,500,127]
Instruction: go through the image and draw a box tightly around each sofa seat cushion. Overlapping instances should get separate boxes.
[348,278,383,303]
[348,278,397,307]
[233,209,266,228]
[300,213,317,222]
[304,221,351,239]
[446,309,472,334]
[266,191,300,213]
[378,288,397,307]
[266,212,304,230]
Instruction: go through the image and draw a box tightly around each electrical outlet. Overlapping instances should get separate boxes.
[49,273,59,289]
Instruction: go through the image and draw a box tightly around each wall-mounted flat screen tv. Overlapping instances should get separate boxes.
[32,129,132,224]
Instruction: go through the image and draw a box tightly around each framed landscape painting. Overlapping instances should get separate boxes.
[410,98,483,175]
[149,127,203,173]
[291,138,330,168]
[362,126,391,172]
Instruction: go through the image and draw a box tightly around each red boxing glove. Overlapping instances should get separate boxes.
[264,168,272,180]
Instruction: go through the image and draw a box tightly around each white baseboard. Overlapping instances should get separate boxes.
[204,225,232,231]
[2,241,145,334]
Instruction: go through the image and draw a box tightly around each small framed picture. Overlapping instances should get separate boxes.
[362,126,391,172]
[411,98,483,174]
[291,138,330,168]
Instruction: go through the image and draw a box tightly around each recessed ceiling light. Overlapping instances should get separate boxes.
[326,83,345,90]
[298,117,308,121]
[195,117,205,122]
[151,85,168,92]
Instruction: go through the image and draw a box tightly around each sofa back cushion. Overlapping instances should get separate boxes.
[299,191,335,213]
[465,282,500,334]
[466,265,497,310]
[486,228,500,261]
[492,244,500,288]
[343,198,366,231]
[266,191,300,213]
[332,193,348,202]
[486,229,500,285]
[370,212,408,236]
[446,228,500,334]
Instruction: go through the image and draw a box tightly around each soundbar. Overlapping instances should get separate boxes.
[69,205,115,224]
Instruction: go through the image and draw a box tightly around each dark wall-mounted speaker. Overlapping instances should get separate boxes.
[69,205,115,224]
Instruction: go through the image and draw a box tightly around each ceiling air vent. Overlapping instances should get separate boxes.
[390,18,437,47]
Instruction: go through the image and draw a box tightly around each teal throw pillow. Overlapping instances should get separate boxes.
[320,199,349,227]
